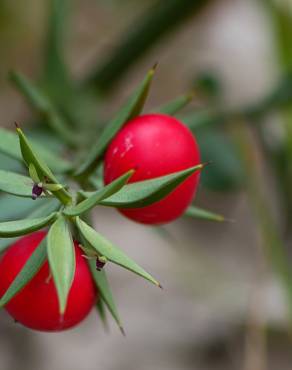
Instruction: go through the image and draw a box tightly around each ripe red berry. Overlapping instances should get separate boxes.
[104,113,201,224]
[0,231,97,332]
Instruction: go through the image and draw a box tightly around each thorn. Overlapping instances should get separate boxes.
[151,62,159,71]
[200,161,212,169]
[14,122,20,129]
[128,169,135,178]
[158,282,164,290]
[119,325,126,337]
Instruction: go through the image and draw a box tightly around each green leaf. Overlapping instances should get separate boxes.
[0,151,23,173]
[43,183,64,191]
[0,170,34,197]
[28,199,61,218]
[89,164,204,208]
[75,67,156,178]
[0,213,57,237]
[29,163,41,183]
[16,126,72,205]
[47,215,75,314]
[0,169,52,198]
[84,0,209,92]
[42,0,72,95]
[184,205,225,222]
[0,199,60,253]
[88,259,124,334]
[0,127,71,173]
[76,218,161,287]
[65,170,134,217]
[0,237,47,307]
[154,92,194,115]
[10,71,77,147]
[0,196,45,222]
[96,299,108,331]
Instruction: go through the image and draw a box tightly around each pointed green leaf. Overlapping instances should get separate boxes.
[10,72,77,147]
[0,127,71,173]
[17,126,57,180]
[79,241,98,258]
[29,163,41,183]
[88,259,123,333]
[0,169,53,198]
[65,170,134,217]
[47,215,75,314]
[0,194,59,222]
[43,183,64,191]
[184,205,225,222]
[16,126,72,205]
[0,237,47,307]
[84,164,204,208]
[77,218,161,287]
[0,196,34,221]
[0,128,22,161]
[28,199,61,219]
[88,176,103,190]
[0,199,60,253]
[96,298,108,331]
[0,212,57,237]
[154,92,194,115]
[0,170,34,197]
[75,67,155,178]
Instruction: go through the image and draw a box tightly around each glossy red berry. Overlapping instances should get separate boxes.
[0,231,97,332]
[104,113,201,224]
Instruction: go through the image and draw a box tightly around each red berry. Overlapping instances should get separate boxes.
[104,113,201,224]
[0,231,97,332]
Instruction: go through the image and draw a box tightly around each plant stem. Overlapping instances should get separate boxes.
[230,121,292,329]
[84,0,211,93]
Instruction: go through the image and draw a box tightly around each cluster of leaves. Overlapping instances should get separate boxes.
[0,60,228,333]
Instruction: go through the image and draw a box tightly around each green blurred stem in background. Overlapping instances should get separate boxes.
[84,0,210,93]
[265,1,292,225]
[42,0,72,96]
[231,122,292,331]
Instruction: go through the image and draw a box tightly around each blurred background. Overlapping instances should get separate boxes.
[1,0,292,369]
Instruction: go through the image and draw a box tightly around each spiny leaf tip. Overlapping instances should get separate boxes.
[119,325,126,336]
[200,161,212,169]
[151,62,159,72]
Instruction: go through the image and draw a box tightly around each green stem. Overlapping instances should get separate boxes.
[42,0,70,86]
[84,0,211,93]
[54,188,72,206]
[230,122,292,329]
[265,1,292,227]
